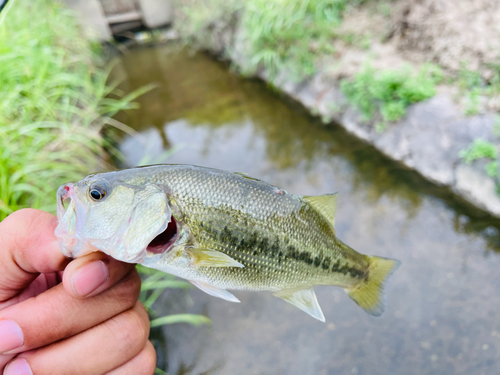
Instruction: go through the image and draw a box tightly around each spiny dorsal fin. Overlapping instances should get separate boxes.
[233,171,261,182]
[274,287,325,322]
[190,280,240,303]
[303,193,338,232]
[187,248,245,268]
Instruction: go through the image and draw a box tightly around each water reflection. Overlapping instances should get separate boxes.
[113,45,500,374]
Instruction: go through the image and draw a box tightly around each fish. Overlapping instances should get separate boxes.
[55,164,400,321]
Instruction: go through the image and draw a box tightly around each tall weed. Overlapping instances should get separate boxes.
[0,0,137,220]
[174,0,367,78]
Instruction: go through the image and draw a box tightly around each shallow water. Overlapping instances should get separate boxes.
[113,45,500,375]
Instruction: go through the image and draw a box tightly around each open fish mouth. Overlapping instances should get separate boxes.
[146,215,178,254]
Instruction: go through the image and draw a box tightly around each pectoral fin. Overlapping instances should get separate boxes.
[190,280,240,303]
[187,248,244,268]
[274,287,325,322]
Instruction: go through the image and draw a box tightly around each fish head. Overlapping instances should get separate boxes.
[54,173,172,263]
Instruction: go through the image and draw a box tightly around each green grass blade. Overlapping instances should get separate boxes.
[150,314,212,327]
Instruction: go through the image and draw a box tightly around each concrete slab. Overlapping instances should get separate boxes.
[138,0,172,28]
[62,0,112,41]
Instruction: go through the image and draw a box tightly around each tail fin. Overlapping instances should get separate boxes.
[345,256,400,317]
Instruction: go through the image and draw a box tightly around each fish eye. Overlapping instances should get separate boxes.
[89,180,110,202]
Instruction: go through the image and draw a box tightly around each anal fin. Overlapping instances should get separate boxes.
[187,247,244,268]
[274,287,325,322]
[190,280,240,303]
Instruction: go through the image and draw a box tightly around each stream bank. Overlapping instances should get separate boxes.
[113,45,500,375]
[171,0,500,219]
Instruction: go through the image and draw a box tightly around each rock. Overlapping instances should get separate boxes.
[455,164,500,216]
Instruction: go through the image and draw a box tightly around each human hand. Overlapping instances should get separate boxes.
[0,209,156,374]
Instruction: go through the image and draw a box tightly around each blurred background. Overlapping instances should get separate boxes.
[2,0,500,374]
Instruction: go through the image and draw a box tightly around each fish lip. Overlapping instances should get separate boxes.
[55,182,93,259]
[55,183,74,257]
[56,183,73,220]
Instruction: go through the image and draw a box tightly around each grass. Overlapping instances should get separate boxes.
[175,0,371,79]
[173,0,242,46]
[173,0,500,133]
[340,63,442,130]
[242,0,350,78]
[457,62,483,116]
[487,62,500,103]
[456,61,500,116]
[137,265,211,327]
[0,0,145,220]
[460,139,499,179]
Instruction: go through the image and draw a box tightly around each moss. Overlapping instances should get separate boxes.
[460,139,498,163]
[460,139,499,181]
[340,63,442,127]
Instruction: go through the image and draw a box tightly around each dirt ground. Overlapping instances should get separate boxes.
[394,0,500,79]
[331,0,500,81]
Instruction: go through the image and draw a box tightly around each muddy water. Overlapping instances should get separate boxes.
[113,45,500,375]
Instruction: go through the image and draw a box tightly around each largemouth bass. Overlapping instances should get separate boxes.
[55,164,400,321]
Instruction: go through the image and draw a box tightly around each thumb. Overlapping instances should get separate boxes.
[0,209,69,302]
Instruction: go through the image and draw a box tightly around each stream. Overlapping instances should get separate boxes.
[112,45,500,375]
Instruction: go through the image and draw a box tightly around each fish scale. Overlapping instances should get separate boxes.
[158,167,370,292]
[55,164,400,321]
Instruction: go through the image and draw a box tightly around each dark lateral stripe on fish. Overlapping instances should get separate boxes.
[201,223,364,278]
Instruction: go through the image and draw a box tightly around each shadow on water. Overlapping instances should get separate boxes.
[111,45,500,375]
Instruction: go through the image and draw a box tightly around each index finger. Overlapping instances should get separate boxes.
[0,209,69,302]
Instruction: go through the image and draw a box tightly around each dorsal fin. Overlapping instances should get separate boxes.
[303,193,338,232]
[233,171,261,182]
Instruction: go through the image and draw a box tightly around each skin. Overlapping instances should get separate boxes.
[0,209,156,374]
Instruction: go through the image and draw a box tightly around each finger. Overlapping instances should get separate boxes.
[106,341,156,375]
[0,209,69,301]
[0,272,61,311]
[0,269,141,355]
[62,251,136,299]
[0,353,14,372]
[5,303,150,375]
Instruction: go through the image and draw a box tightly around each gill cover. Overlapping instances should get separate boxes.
[55,181,171,263]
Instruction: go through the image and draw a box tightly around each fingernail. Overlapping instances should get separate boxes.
[71,260,109,297]
[4,358,32,375]
[0,320,23,354]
